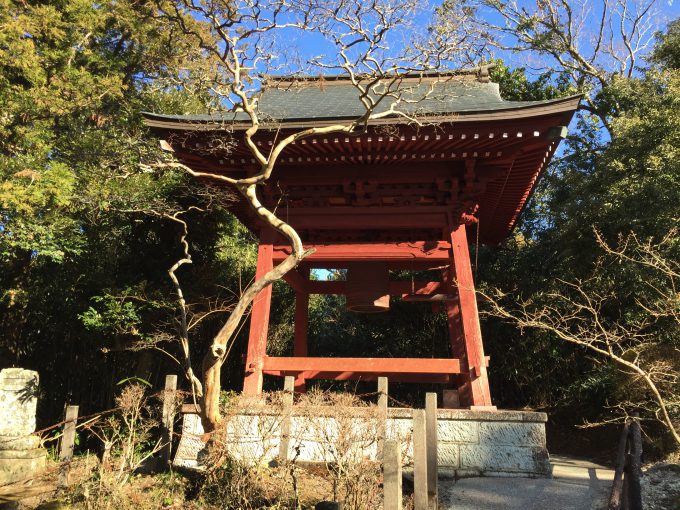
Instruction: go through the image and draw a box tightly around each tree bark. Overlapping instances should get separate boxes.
[200,183,312,431]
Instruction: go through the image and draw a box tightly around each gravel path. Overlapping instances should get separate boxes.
[641,463,680,510]
[438,455,614,510]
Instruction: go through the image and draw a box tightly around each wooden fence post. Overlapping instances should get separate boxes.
[425,392,438,509]
[378,377,388,411]
[377,377,388,458]
[629,415,643,510]
[608,413,644,510]
[608,420,630,510]
[413,409,428,510]
[162,374,178,466]
[58,405,79,487]
[278,375,295,460]
[383,439,402,510]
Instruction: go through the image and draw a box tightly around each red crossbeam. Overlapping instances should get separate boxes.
[261,356,463,383]
[300,280,444,295]
[284,213,448,230]
[273,241,451,262]
[266,371,453,383]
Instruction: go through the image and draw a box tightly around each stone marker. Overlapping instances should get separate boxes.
[174,413,208,470]
[0,368,46,485]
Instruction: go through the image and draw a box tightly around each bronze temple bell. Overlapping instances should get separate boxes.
[346,262,390,313]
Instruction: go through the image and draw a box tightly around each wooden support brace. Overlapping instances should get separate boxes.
[274,241,451,262]
[262,357,463,376]
[263,371,453,384]
[305,280,442,296]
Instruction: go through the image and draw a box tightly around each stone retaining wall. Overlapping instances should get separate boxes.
[174,406,550,478]
[391,408,549,477]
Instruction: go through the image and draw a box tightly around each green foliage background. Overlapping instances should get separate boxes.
[0,0,257,421]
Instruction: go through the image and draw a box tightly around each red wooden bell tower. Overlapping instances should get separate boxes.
[241,221,493,407]
[144,68,580,408]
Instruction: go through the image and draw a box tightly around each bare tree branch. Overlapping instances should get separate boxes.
[478,227,680,446]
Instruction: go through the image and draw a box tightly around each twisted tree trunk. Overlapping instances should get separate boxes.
[200,183,312,431]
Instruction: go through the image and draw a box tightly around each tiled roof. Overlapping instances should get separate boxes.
[143,72,580,126]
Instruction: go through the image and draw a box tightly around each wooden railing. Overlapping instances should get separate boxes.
[608,414,643,510]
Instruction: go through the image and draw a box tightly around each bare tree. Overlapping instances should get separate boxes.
[143,0,477,431]
[111,185,237,400]
[437,0,668,131]
[479,228,680,446]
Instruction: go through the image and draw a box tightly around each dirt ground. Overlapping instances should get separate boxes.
[641,463,680,510]
[0,457,353,510]
[2,456,679,510]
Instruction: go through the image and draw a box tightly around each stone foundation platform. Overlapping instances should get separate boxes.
[174,406,550,478]
[393,408,549,477]
[0,438,46,485]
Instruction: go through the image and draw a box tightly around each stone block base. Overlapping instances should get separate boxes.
[0,447,46,485]
[175,406,550,478]
[387,408,550,477]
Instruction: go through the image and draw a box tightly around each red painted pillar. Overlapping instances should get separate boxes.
[449,223,493,407]
[242,231,275,396]
[445,297,466,359]
[445,298,472,406]
[293,268,310,392]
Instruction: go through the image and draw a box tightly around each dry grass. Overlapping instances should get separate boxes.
[9,388,415,509]
[198,388,389,509]
[3,456,200,510]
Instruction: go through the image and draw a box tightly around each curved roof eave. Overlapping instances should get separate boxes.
[142,94,582,131]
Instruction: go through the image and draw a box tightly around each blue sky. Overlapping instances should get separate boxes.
[265,0,678,79]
